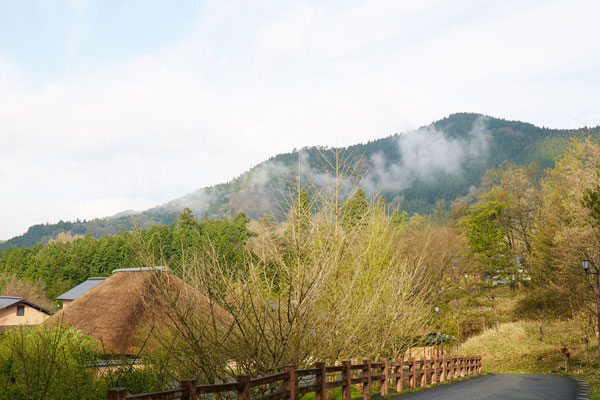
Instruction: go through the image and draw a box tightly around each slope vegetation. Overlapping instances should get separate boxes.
[2,112,595,249]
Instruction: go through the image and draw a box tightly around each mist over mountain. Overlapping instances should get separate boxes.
[2,112,595,250]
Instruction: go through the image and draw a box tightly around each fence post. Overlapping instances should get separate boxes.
[362,360,372,400]
[440,356,445,382]
[380,359,388,396]
[432,357,438,383]
[395,358,403,393]
[284,365,297,400]
[180,379,197,400]
[315,362,326,400]
[342,361,352,400]
[466,357,470,375]
[469,356,474,375]
[421,357,428,387]
[107,388,127,400]
[236,374,251,400]
[409,358,416,389]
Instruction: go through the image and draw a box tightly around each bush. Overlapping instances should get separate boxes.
[513,289,573,320]
[0,325,167,399]
[0,325,99,399]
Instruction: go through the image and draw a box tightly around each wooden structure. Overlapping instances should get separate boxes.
[107,355,482,400]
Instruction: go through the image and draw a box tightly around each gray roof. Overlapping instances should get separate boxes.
[0,296,24,310]
[111,266,168,274]
[0,296,52,315]
[56,277,106,300]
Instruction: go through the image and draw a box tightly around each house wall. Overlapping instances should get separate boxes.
[61,299,73,308]
[0,303,49,325]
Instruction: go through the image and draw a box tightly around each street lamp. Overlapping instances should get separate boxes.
[582,259,591,273]
[581,259,600,368]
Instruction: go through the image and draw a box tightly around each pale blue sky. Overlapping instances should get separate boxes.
[1,0,599,239]
[0,1,202,84]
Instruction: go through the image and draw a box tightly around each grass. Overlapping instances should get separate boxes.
[299,373,484,400]
[300,384,376,400]
[458,319,600,398]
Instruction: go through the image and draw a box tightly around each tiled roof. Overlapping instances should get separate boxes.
[0,296,52,315]
[56,277,106,300]
[0,296,24,310]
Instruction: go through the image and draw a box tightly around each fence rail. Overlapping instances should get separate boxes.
[107,355,482,400]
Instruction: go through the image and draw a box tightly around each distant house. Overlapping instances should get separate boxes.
[47,266,225,354]
[57,277,106,308]
[0,296,52,330]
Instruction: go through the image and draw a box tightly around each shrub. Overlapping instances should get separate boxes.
[0,325,99,400]
[513,289,573,320]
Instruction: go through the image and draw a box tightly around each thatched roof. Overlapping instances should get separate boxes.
[46,267,226,355]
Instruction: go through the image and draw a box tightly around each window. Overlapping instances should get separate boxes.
[16,305,24,316]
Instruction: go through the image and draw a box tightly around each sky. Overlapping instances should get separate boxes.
[1,0,600,240]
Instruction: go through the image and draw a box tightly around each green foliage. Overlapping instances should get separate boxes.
[390,209,409,226]
[0,325,171,400]
[0,325,99,400]
[0,209,254,302]
[294,187,311,236]
[461,199,512,279]
[341,188,368,229]
[5,113,598,250]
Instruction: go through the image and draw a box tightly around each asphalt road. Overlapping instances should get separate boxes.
[389,373,577,400]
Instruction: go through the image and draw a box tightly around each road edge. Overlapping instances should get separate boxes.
[575,377,590,400]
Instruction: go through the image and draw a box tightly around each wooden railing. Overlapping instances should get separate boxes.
[107,355,482,400]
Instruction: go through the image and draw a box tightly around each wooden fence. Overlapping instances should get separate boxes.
[107,355,482,400]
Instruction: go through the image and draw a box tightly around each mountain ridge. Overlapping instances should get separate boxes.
[2,112,596,249]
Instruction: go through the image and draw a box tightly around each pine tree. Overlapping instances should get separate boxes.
[341,188,368,229]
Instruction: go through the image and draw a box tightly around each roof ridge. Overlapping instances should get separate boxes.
[111,266,168,274]
[0,295,24,299]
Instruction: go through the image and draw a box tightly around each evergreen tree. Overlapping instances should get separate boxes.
[171,208,202,270]
[294,187,311,236]
[341,188,368,229]
[461,199,512,328]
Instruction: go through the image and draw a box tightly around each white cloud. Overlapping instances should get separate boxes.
[1,0,599,239]
[362,117,490,194]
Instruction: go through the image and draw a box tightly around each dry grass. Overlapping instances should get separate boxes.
[459,320,588,372]
[457,319,600,399]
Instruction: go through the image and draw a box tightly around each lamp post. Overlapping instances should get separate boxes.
[434,306,440,357]
[581,259,600,368]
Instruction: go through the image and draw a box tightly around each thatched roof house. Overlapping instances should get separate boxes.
[46,266,223,354]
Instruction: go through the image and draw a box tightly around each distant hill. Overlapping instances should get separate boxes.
[2,112,596,250]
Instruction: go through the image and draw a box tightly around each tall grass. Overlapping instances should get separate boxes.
[458,319,600,398]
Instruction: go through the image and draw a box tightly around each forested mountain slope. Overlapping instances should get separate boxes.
[2,112,595,249]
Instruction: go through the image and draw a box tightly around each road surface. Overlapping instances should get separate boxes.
[388,373,577,399]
